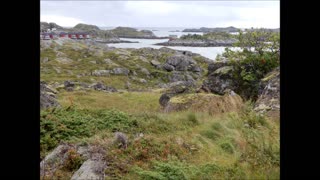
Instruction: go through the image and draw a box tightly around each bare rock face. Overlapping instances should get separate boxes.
[92,82,118,92]
[254,67,280,119]
[114,132,128,149]
[40,144,75,177]
[71,160,106,180]
[201,61,236,95]
[41,144,108,180]
[40,81,60,109]
[165,55,197,71]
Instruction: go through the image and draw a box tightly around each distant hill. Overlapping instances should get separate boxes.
[73,23,100,31]
[41,22,65,31]
[110,27,157,38]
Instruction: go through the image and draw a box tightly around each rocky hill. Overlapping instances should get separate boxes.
[73,23,100,31]
[41,22,65,31]
[40,38,210,92]
[155,32,238,47]
[111,27,167,39]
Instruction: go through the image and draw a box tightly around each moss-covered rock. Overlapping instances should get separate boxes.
[163,93,243,114]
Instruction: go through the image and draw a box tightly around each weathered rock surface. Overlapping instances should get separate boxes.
[201,61,236,95]
[111,67,130,75]
[92,70,111,76]
[41,143,108,180]
[40,81,60,109]
[161,93,243,114]
[254,67,280,119]
[71,160,106,180]
[64,80,76,91]
[92,82,118,92]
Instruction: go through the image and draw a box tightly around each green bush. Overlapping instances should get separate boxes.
[40,107,138,155]
[220,30,280,100]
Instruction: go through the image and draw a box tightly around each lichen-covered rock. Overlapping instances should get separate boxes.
[111,68,129,75]
[151,60,161,66]
[254,67,280,119]
[92,70,111,76]
[201,62,236,95]
[56,57,73,64]
[40,81,60,109]
[166,55,196,71]
[40,144,75,177]
[163,63,175,72]
[64,80,76,91]
[92,82,118,92]
[140,68,150,75]
[163,93,243,114]
[71,160,106,180]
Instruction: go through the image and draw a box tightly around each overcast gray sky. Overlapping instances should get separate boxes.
[40,1,280,28]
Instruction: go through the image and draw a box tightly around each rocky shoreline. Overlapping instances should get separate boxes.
[154,39,237,47]
[95,39,139,44]
[116,36,169,39]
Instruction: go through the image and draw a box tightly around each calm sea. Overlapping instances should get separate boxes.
[100,27,237,60]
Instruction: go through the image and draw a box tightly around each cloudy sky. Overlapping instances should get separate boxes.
[41,1,279,28]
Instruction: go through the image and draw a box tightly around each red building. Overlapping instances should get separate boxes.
[59,32,68,38]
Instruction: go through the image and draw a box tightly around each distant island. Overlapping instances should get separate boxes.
[182,26,239,33]
[155,32,238,47]
[40,22,169,42]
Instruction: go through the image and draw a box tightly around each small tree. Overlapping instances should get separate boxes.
[221,29,280,100]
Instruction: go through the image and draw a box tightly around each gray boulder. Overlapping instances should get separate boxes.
[92,82,117,92]
[140,68,150,75]
[166,55,196,71]
[40,82,60,109]
[189,65,202,72]
[254,67,280,118]
[151,60,161,66]
[71,160,106,180]
[64,80,76,91]
[159,93,172,107]
[201,66,235,95]
[163,63,175,72]
[92,70,111,76]
[112,68,129,75]
[168,73,184,82]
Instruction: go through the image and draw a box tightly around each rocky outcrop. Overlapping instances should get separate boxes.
[92,82,118,92]
[64,80,76,91]
[160,93,243,114]
[71,159,106,180]
[254,67,280,119]
[155,39,237,47]
[92,68,129,76]
[163,55,200,73]
[41,144,107,180]
[159,80,198,107]
[40,81,60,109]
[111,68,130,75]
[200,61,236,95]
[111,27,165,39]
